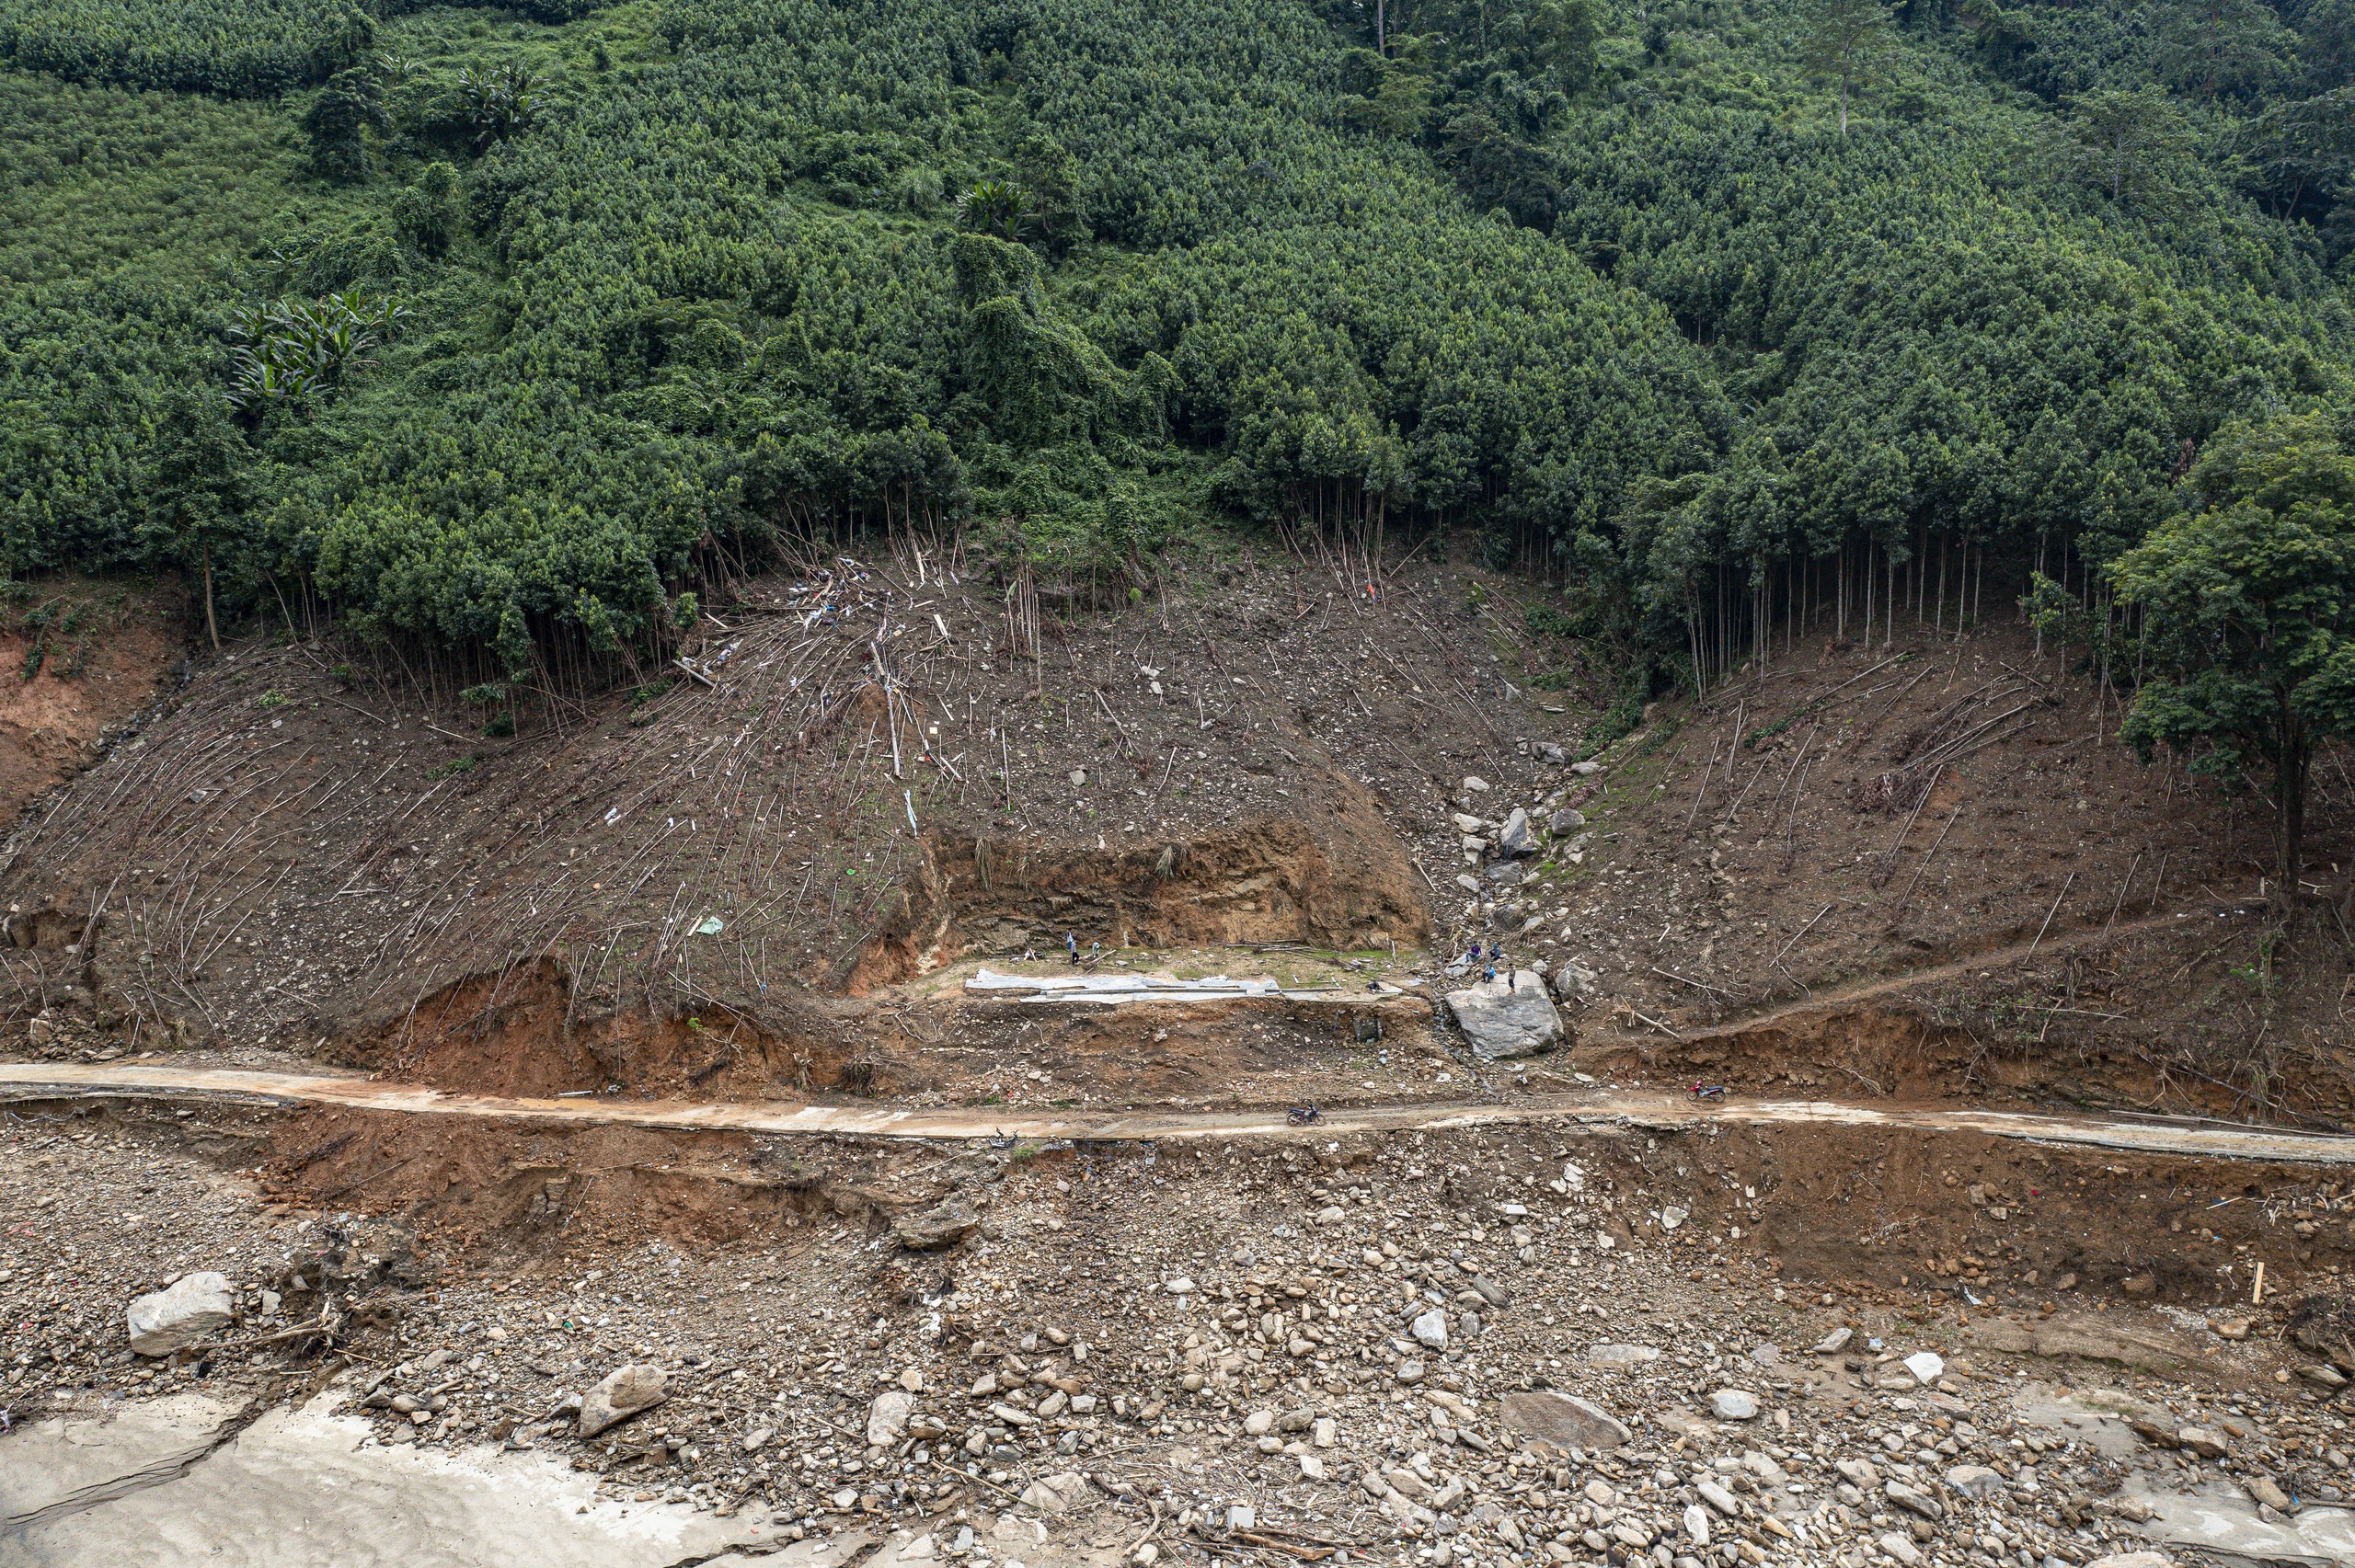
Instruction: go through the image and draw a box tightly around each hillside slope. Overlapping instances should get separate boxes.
[4,546,2346,1127]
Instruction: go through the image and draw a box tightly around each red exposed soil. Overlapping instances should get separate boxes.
[233,1097,2355,1310]
[342,958,872,1100]
[927,777,1423,956]
[0,577,182,821]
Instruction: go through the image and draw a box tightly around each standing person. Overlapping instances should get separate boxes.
[1066,932,1080,965]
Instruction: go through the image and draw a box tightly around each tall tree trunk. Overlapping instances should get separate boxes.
[2279,718,2308,910]
[201,536,220,652]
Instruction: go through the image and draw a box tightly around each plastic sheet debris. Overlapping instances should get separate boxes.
[962,967,1350,1004]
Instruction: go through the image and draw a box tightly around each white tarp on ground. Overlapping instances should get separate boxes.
[963,968,1358,1004]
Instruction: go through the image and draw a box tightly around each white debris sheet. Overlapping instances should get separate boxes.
[963,967,1373,1004]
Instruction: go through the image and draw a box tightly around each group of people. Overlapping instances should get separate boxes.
[1462,940,1516,986]
[1016,933,1100,965]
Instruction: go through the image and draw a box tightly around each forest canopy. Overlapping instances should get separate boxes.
[2,0,2352,688]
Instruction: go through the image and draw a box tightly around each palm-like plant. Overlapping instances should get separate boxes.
[954,178,1037,240]
[224,292,408,411]
[458,63,542,149]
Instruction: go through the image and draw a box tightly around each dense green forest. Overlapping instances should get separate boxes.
[4,0,2354,701]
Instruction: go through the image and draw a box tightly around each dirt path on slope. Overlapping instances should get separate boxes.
[1573,904,2245,1049]
[6,1059,2350,1164]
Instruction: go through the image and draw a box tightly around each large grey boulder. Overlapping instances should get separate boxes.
[1707,1389,1760,1421]
[126,1272,234,1356]
[1499,1391,1631,1450]
[1495,807,1535,856]
[1443,972,1564,1059]
[579,1364,670,1437]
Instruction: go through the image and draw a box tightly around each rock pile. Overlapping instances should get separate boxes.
[8,1112,2352,1568]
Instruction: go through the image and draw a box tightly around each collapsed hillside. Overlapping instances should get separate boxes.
[1,546,2349,1126]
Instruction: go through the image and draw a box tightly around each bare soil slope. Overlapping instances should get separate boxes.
[1,548,2349,1126]
[0,576,183,820]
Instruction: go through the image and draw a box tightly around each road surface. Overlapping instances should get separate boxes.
[4,1061,2350,1163]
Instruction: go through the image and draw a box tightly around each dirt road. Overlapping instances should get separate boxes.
[5,1061,2351,1164]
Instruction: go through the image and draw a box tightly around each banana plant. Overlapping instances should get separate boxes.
[223,292,409,411]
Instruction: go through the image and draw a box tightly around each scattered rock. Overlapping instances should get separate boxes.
[867,1390,915,1447]
[1877,1530,1924,1567]
[1813,1326,1853,1355]
[2084,1555,2173,1568]
[1902,1351,1945,1386]
[1411,1309,1449,1349]
[1547,807,1587,834]
[1947,1465,2005,1499]
[1707,1389,1759,1421]
[1549,962,1597,1001]
[1498,1391,1632,1450]
[578,1364,669,1437]
[1886,1481,1944,1521]
[1019,1472,1088,1514]
[1585,1343,1661,1367]
[894,1195,981,1251]
[2177,1426,2229,1459]
[125,1272,234,1356]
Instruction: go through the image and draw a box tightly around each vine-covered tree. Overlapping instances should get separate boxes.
[300,66,388,181]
